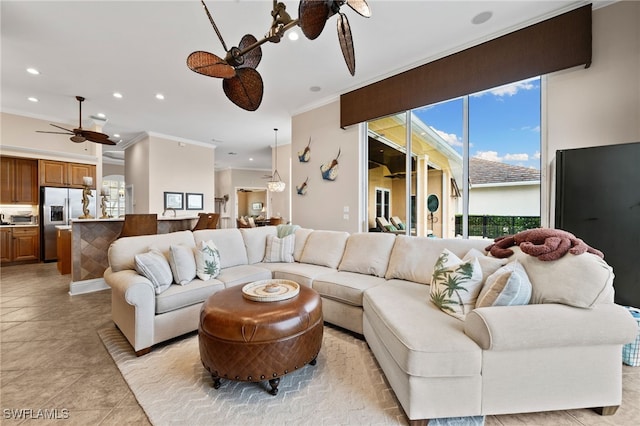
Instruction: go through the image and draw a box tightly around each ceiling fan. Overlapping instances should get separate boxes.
[298,0,371,76]
[36,96,116,145]
[187,0,370,111]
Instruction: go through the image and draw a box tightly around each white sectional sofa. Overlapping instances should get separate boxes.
[104,226,637,424]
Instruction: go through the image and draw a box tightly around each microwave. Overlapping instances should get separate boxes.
[10,215,36,225]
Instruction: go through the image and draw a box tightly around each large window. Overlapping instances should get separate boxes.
[367,77,541,239]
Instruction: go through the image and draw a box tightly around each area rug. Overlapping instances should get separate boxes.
[98,325,408,425]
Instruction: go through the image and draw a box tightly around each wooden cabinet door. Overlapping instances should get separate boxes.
[40,160,67,186]
[68,163,96,188]
[11,227,39,262]
[0,229,12,263]
[0,157,13,204]
[13,158,38,203]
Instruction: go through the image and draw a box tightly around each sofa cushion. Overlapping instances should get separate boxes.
[312,271,386,306]
[299,230,349,269]
[168,244,197,285]
[263,234,295,263]
[510,247,614,308]
[109,230,195,272]
[385,236,488,285]
[240,226,277,264]
[134,249,173,294]
[429,249,483,320]
[155,279,224,314]
[193,229,248,268]
[364,279,482,377]
[338,232,396,277]
[267,262,336,287]
[476,260,532,308]
[293,228,314,262]
[215,264,272,288]
[194,240,221,281]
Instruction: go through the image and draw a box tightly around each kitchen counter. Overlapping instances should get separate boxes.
[69,215,198,295]
[0,224,39,228]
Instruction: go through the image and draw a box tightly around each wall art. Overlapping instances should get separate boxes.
[320,148,340,181]
[298,137,311,162]
[296,177,309,195]
[164,192,184,210]
[186,193,204,210]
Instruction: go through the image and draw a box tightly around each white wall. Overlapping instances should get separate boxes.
[214,168,270,227]
[292,101,361,232]
[546,1,640,223]
[469,184,540,216]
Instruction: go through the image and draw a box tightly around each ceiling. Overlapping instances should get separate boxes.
[1,0,604,170]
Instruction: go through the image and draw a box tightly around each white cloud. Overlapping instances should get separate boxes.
[474,151,502,162]
[533,151,541,159]
[432,127,462,147]
[472,78,538,98]
[504,153,529,161]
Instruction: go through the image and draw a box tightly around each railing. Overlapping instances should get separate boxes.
[455,215,540,239]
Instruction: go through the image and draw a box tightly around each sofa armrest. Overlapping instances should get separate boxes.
[464,303,637,351]
[104,267,157,352]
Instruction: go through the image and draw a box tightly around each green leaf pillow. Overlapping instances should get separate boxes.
[194,240,221,281]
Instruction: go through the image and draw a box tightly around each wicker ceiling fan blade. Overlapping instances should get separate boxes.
[337,13,356,76]
[222,68,264,111]
[298,0,330,40]
[346,0,371,18]
[36,130,74,135]
[237,34,262,69]
[80,130,117,145]
[187,51,236,78]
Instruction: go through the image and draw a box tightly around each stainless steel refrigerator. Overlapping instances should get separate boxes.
[40,186,96,261]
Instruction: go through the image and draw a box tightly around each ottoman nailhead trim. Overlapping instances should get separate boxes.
[261,375,265,379]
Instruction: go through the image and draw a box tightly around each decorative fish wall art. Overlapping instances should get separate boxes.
[298,137,311,162]
[296,177,309,195]
[320,148,340,181]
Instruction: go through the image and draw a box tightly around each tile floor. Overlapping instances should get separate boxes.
[1,262,639,425]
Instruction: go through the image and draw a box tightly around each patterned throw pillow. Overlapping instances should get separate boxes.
[134,249,173,294]
[263,234,295,263]
[384,224,397,232]
[476,260,532,308]
[429,249,483,320]
[168,244,196,285]
[194,240,221,281]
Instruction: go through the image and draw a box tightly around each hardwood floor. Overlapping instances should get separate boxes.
[1,262,639,425]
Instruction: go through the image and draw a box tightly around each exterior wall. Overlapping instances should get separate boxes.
[469,184,540,217]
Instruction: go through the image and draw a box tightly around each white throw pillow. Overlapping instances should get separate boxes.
[168,244,196,285]
[463,248,508,285]
[194,240,221,281]
[429,249,483,320]
[476,260,532,308]
[134,248,173,294]
[263,234,295,263]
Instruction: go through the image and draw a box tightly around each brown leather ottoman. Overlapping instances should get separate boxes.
[198,284,323,395]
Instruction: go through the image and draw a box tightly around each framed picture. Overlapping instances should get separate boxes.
[252,202,263,210]
[164,192,184,210]
[186,193,204,210]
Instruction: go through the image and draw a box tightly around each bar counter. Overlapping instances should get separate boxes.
[69,216,197,294]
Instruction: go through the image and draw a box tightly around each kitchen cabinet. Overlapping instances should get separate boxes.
[0,156,38,204]
[39,160,96,188]
[0,226,40,264]
[56,227,72,274]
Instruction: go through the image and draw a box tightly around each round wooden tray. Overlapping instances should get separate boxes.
[242,279,300,302]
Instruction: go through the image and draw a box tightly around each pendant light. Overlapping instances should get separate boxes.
[267,128,286,192]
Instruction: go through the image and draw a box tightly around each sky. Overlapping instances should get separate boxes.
[413,77,541,170]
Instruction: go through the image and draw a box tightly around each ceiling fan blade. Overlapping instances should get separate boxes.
[36,130,74,135]
[298,0,330,40]
[79,130,117,145]
[187,51,235,78]
[337,13,356,76]
[237,34,262,69]
[346,0,371,18]
[48,123,74,133]
[222,68,263,111]
[70,135,86,143]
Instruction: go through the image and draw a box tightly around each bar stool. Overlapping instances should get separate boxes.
[192,213,220,231]
[118,214,158,238]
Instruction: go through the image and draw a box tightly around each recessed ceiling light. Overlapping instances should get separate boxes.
[155,93,165,100]
[28,97,39,103]
[288,30,299,41]
[249,158,254,161]
[113,92,123,99]
[113,133,120,138]
[96,113,106,118]
[26,68,40,75]
[310,86,321,92]
[472,11,493,25]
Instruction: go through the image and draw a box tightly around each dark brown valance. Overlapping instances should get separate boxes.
[340,4,592,128]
